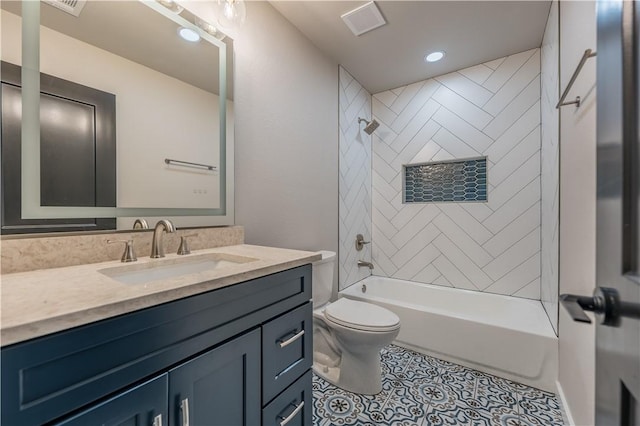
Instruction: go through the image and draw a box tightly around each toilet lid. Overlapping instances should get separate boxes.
[324,298,400,332]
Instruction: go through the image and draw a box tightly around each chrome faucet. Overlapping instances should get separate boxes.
[150,219,176,258]
[357,260,374,270]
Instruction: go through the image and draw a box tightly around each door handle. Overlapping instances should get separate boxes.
[560,287,640,326]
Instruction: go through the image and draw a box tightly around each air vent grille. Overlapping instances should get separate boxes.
[42,0,87,17]
[341,1,386,37]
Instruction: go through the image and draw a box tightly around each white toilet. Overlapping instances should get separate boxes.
[312,251,400,395]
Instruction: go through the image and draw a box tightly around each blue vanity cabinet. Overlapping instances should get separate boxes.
[168,329,261,426]
[262,302,313,403]
[262,371,313,426]
[1,265,312,426]
[54,375,168,426]
[55,330,262,426]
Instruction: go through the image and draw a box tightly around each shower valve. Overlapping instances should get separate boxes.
[355,234,370,251]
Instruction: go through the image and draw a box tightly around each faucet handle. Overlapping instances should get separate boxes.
[177,234,198,255]
[132,218,149,229]
[108,239,137,263]
[355,234,370,251]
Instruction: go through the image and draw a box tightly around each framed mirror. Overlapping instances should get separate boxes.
[0,0,234,233]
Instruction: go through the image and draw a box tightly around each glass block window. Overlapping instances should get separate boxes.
[404,157,487,203]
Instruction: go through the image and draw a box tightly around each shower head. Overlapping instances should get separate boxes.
[358,117,380,135]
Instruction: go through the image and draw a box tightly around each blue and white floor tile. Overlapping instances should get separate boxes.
[312,345,564,425]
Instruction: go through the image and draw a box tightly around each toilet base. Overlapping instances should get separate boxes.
[312,360,340,386]
[312,351,383,395]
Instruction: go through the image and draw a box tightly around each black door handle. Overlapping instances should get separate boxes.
[560,287,640,327]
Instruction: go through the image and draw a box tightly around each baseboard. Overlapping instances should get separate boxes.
[556,380,575,426]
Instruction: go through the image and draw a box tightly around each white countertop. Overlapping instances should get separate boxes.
[1,244,320,346]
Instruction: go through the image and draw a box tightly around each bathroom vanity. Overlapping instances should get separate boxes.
[1,245,317,426]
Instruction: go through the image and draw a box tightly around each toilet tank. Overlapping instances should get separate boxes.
[312,251,336,308]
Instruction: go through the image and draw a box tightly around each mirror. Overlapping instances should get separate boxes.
[0,0,234,233]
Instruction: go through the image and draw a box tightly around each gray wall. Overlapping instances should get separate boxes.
[232,3,339,255]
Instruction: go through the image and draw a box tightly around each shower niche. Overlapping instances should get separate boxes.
[403,157,488,203]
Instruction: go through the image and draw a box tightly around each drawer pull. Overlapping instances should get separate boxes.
[181,398,190,426]
[278,330,305,348]
[153,414,163,426]
[278,401,304,426]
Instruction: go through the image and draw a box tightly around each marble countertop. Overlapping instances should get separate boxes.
[1,244,320,346]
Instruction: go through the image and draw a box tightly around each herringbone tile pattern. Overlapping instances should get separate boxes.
[339,67,373,290]
[371,49,542,299]
[540,1,560,333]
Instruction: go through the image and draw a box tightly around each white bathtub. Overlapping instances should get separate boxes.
[340,276,558,392]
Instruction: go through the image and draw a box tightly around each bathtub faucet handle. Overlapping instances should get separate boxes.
[355,234,370,251]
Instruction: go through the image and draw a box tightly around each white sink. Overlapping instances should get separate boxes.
[99,253,258,285]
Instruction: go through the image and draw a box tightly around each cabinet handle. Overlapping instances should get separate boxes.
[152,414,163,426]
[181,398,190,426]
[278,401,304,426]
[278,330,304,348]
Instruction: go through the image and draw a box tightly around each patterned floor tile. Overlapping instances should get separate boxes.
[313,345,564,426]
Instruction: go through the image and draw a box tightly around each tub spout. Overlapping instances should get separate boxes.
[357,260,374,270]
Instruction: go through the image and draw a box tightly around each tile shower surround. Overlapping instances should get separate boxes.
[371,48,543,299]
[540,0,560,334]
[338,66,373,291]
[313,345,564,426]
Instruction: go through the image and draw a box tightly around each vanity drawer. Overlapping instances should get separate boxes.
[262,370,312,426]
[262,302,312,404]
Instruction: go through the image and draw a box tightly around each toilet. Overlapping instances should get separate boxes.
[312,251,400,395]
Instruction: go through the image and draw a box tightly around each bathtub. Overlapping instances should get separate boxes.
[340,276,558,392]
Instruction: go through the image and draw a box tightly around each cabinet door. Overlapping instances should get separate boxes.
[55,374,167,426]
[169,329,261,426]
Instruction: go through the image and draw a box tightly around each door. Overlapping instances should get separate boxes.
[168,328,261,426]
[54,374,168,426]
[0,61,116,234]
[596,0,640,424]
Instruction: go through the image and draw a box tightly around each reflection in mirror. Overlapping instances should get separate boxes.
[0,1,234,234]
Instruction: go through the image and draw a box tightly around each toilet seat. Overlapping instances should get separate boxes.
[324,298,400,332]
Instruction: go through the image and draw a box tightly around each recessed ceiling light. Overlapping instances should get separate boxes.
[178,27,200,42]
[425,51,445,63]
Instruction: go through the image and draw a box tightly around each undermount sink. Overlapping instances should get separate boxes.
[99,253,258,285]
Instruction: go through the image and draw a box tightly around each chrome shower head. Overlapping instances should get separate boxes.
[358,117,380,135]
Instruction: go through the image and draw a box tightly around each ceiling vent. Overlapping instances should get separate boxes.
[42,0,87,17]
[341,1,386,37]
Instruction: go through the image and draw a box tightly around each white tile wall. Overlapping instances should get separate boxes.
[338,67,372,290]
[541,1,560,333]
[371,49,542,299]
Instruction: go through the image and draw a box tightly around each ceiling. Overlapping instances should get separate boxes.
[271,1,551,94]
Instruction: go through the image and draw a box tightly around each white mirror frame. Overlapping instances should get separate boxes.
[19,1,233,224]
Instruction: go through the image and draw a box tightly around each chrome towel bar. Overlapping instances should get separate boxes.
[164,158,216,171]
[556,48,597,108]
